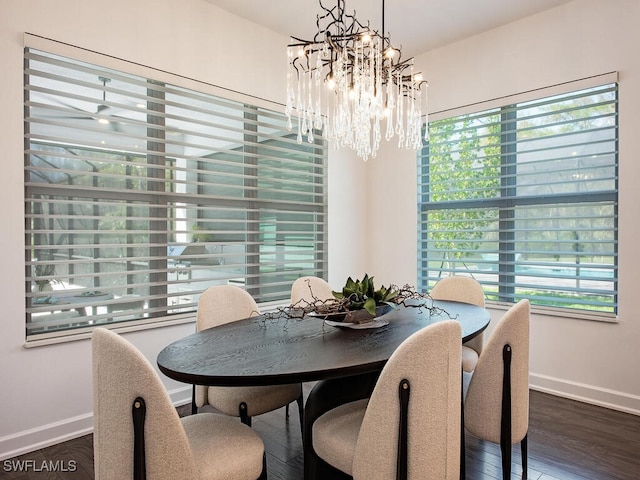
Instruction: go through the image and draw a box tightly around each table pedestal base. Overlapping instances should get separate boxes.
[303,371,380,480]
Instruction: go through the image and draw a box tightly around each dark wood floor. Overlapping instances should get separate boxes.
[3,389,640,479]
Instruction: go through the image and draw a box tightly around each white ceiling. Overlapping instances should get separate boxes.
[205,0,573,57]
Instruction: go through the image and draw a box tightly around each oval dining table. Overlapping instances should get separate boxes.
[157,299,490,480]
[157,299,489,386]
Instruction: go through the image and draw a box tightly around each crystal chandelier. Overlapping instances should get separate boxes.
[285,0,428,161]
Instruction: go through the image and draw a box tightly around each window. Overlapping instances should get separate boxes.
[418,78,618,318]
[24,46,327,339]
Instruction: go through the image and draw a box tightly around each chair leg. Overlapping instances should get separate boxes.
[285,403,290,417]
[296,392,304,439]
[500,344,513,479]
[257,452,268,480]
[460,378,466,480]
[500,434,512,479]
[239,402,252,427]
[521,434,528,478]
[191,385,197,415]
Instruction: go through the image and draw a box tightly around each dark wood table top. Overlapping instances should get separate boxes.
[157,300,490,387]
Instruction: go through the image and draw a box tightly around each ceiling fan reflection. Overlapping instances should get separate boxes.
[40,76,125,132]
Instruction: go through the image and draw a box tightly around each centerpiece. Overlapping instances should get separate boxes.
[314,274,399,324]
[261,274,443,327]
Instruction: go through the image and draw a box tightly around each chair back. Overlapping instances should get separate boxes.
[291,276,334,304]
[464,299,530,444]
[195,285,261,408]
[197,285,259,331]
[352,320,462,480]
[430,276,485,307]
[431,276,486,356]
[92,328,197,480]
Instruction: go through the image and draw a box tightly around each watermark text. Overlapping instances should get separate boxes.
[3,459,77,473]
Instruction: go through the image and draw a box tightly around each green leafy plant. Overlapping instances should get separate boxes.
[332,274,399,316]
[261,276,444,327]
[191,224,215,243]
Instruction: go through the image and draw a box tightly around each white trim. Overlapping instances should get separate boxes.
[0,413,93,462]
[23,33,282,112]
[430,71,619,121]
[2,374,637,461]
[529,372,640,416]
[166,384,193,407]
[0,385,192,461]
[24,314,197,348]
[488,302,618,323]
[23,298,291,348]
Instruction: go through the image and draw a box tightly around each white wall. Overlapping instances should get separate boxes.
[2,0,639,462]
[327,146,371,286]
[0,0,369,460]
[369,0,640,414]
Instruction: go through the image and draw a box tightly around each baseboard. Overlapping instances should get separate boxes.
[529,373,640,416]
[0,385,193,461]
[166,384,193,407]
[3,378,637,461]
[0,413,93,461]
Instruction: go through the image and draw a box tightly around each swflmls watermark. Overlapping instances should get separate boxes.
[3,459,77,473]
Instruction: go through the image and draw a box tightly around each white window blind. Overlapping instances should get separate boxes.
[418,80,618,318]
[25,47,327,339]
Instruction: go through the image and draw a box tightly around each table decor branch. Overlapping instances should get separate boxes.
[255,275,455,328]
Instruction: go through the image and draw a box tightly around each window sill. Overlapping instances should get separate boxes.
[487,301,618,323]
[23,313,197,348]
[23,299,294,348]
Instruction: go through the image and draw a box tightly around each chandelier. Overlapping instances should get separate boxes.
[285,0,428,161]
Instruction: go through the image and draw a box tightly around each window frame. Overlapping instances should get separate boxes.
[23,36,328,343]
[418,74,619,320]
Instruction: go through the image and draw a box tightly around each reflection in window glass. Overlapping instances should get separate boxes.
[418,83,618,316]
[25,48,327,338]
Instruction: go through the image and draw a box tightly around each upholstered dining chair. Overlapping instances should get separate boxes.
[430,276,486,372]
[463,299,530,479]
[193,285,304,430]
[291,276,334,305]
[92,327,266,480]
[311,320,462,480]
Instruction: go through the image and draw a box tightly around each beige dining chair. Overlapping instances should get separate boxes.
[311,320,462,480]
[193,285,304,430]
[291,276,334,305]
[92,327,266,480]
[430,275,486,372]
[463,298,530,479]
